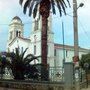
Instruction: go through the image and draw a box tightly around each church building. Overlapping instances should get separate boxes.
[7,16,89,68]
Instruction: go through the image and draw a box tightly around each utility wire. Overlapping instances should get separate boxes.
[78,18,90,46]
[78,19,90,41]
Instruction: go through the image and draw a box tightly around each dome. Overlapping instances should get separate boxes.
[11,16,22,24]
[12,16,21,21]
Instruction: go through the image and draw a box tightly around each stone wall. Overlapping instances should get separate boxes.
[0,80,64,90]
[0,79,87,90]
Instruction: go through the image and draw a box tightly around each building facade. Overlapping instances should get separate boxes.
[7,16,89,68]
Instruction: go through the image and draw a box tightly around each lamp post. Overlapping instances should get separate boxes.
[73,0,79,67]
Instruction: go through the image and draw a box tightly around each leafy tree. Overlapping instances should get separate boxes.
[80,53,90,69]
[6,48,40,80]
[19,0,70,66]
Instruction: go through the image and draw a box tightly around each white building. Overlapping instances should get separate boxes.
[7,16,89,68]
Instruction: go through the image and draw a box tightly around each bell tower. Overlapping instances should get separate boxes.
[29,14,54,67]
[7,16,24,51]
[8,16,23,43]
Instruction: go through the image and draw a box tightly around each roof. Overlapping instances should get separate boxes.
[54,43,90,52]
[9,37,30,46]
[19,37,30,41]
[12,16,21,21]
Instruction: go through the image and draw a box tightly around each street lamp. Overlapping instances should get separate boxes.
[78,3,84,9]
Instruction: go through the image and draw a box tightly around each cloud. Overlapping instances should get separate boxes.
[0,0,18,11]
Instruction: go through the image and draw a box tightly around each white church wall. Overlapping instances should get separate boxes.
[30,32,41,42]
[54,48,89,67]
[65,50,74,62]
[29,42,41,56]
[47,42,54,67]
[29,31,41,55]
[54,49,63,67]
[9,39,29,56]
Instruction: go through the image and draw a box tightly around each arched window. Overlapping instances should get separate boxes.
[34,35,36,43]
[16,31,18,37]
[66,50,68,57]
[54,49,56,56]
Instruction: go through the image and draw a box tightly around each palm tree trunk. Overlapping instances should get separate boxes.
[41,16,48,65]
[40,0,50,66]
[40,0,50,81]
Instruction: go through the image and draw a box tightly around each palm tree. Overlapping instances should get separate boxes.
[19,0,70,67]
[6,48,40,80]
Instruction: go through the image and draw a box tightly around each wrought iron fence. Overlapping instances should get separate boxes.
[49,66,64,82]
[2,66,64,82]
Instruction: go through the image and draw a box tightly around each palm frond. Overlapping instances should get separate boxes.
[33,3,39,18]
[19,0,70,18]
[67,0,71,7]
[61,0,67,8]
[23,0,30,14]
[29,1,34,16]
[21,48,28,60]
[59,0,66,15]
[19,0,24,6]
[56,0,62,16]
[24,55,41,65]
[15,48,20,60]
[51,0,56,14]
[24,54,35,62]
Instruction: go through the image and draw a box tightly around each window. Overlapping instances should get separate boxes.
[66,50,68,57]
[34,45,36,55]
[54,49,56,56]
[16,31,18,37]
[34,35,36,43]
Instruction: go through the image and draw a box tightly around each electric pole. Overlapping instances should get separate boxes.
[73,0,84,67]
[73,0,79,67]
[73,1,84,90]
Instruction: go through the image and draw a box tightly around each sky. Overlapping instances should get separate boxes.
[0,0,90,51]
